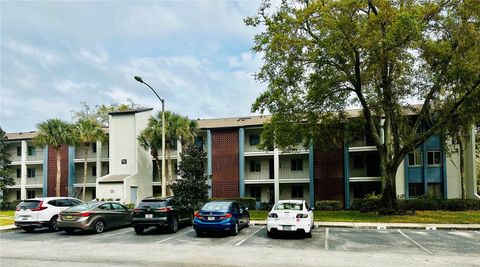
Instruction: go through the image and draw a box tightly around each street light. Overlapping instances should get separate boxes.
[134,76,166,197]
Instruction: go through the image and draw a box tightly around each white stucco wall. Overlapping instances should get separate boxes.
[109,115,136,174]
[97,183,123,201]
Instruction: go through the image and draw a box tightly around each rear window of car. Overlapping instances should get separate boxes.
[137,200,166,209]
[65,203,98,211]
[275,202,302,211]
[18,200,40,210]
[201,202,231,212]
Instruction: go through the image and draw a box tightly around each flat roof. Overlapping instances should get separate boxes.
[108,108,153,115]
[98,174,131,183]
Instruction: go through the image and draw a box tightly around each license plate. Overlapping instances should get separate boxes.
[64,215,73,220]
[145,214,153,219]
[282,225,292,231]
[22,216,28,220]
[207,216,215,221]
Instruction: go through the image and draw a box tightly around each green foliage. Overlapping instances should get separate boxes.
[125,203,136,210]
[34,119,76,150]
[209,198,257,211]
[350,193,383,213]
[0,127,14,193]
[171,144,209,209]
[315,200,343,211]
[352,196,480,212]
[71,100,144,127]
[246,0,480,209]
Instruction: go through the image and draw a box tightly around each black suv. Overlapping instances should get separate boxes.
[132,197,193,234]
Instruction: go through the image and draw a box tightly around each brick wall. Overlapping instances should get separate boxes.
[47,145,69,196]
[313,145,345,203]
[211,129,239,198]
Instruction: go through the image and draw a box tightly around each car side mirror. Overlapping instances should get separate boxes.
[310,207,315,211]
[245,207,249,211]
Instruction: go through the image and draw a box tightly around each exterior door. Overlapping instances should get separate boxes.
[130,186,138,205]
[269,159,274,179]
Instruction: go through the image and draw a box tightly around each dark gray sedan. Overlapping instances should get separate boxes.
[58,202,132,234]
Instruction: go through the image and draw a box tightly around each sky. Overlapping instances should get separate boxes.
[0,0,269,132]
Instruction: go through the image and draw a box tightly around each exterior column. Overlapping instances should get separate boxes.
[308,142,314,207]
[239,128,245,197]
[274,148,280,203]
[207,130,212,198]
[343,141,350,208]
[68,146,75,197]
[96,140,102,179]
[42,146,48,197]
[465,127,478,198]
[20,141,27,199]
[176,139,182,180]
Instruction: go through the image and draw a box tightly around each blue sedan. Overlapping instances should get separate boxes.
[193,201,250,236]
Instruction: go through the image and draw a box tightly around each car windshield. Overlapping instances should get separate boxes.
[65,203,98,212]
[275,202,302,211]
[201,202,231,212]
[18,200,40,210]
[137,200,166,209]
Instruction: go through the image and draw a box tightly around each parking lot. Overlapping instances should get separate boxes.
[1,226,480,266]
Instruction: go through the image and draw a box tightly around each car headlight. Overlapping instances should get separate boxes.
[268,213,278,218]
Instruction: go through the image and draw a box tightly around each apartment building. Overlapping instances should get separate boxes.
[4,108,478,207]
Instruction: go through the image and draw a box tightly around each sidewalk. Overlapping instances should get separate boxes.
[250,220,480,230]
[0,224,18,232]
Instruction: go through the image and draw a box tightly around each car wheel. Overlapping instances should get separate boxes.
[23,227,35,233]
[134,226,144,235]
[245,217,250,228]
[94,219,105,234]
[305,230,312,238]
[196,230,203,237]
[170,217,178,233]
[48,216,59,232]
[231,222,239,236]
[64,228,75,234]
[267,229,273,238]
[188,213,194,226]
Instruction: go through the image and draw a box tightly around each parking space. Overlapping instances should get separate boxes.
[1,225,479,257]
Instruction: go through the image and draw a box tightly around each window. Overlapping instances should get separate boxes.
[428,183,443,198]
[169,139,177,150]
[291,159,303,171]
[92,143,97,153]
[27,146,36,156]
[174,163,179,175]
[27,190,35,199]
[250,160,261,172]
[92,166,97,176]
[408,150,422,166]
[249,134,260,146]
[352,156,364,169]
[98,203,113,210]
[195,136,204,151]
[16,169,21,178]
[27,168,35,178]
[112,203,127,211]
[408,183,424,197]
[17,146,21,157]
[291,185,304,198]
[305,201,310,211]
[250,187,261,201]
[427,151,441,166]
[16,191,21,200]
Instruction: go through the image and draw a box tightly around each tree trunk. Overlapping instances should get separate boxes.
[458,135,466,199]
[56,149,61,197]
[380,157,397,211]
[155,158,162,196]
[82,143,89,201]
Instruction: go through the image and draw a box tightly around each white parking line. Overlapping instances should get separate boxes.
[86,228,133,242]
[397,229,433,255]
[155,229,194,244]
[235,227,265,246]
[325,228,329,250]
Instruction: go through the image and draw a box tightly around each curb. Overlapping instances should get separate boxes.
[0,225,19,232]
[250,221,480,231]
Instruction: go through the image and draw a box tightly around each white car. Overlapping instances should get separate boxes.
[15,197,83,232]
[266,200,314,238]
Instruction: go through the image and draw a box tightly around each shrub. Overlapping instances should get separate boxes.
[125,203,136,210]
[258,202,274,211]
[350,193,382,213]
[208,197,257,210]
[315,200,342,211]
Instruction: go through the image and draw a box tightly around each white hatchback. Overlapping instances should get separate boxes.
[266,200,314,238]
[15,197,83,232]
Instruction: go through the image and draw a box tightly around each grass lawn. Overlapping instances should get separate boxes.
[0,210,15,227]
[249,210,480,224]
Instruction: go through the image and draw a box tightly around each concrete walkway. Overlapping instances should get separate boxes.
[250,220,480,230]
[0,224,17,232]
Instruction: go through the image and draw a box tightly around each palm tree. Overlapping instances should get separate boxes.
[34,119,76,197]
[138,111,197,195]
[75,118,107,201]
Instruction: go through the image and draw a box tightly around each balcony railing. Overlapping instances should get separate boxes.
[75,175,97,184]
[26,176,43,185]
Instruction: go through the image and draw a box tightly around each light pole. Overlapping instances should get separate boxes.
[134,76,166,197]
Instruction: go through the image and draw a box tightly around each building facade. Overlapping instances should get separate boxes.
[4,108,479,207]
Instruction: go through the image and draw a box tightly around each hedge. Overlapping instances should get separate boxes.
[315,200,343,211]
[351,198,480,212]
[208,197,256,210]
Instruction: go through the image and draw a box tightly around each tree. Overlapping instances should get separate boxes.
[246,0,480,211]
[71,99,144,127]
[34,119,76,197]
[171,144,209,209]
[74,118,107,201]
[0,127,14,194]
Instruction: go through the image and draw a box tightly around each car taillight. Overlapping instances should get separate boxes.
[268,213,278,218]
[132,208,142,213]
[219,213,233,220]
[15,206,21,211]
[80,212,91,217]
[31,201,47,211]
[156,207,172,212]
[194,212,204,219]
[296,214,308,218]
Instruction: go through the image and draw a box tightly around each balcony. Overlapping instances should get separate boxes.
[26,176,43,185]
